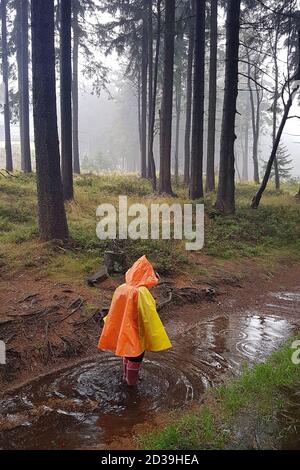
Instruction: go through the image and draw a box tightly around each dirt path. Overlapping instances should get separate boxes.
[0,274,117,390]
[0,262,300,449]
[0,257,258,392]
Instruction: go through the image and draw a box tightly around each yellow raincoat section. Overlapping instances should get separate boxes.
[138,286,172,352]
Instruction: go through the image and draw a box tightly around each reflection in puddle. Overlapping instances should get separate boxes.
[0,290,299,449]
[272,292,300,302]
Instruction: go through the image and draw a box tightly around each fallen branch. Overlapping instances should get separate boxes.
[157,286,217,312]
[87,266,109,286]
[74,307,108,326]
[61,299,85,322]
[45,321,55,361]
[67,297,84,311]
[2,169,19,178]
[157,291,173,311]
[59,335,82,356]
[8,305,59,320]
[18,293,38,303]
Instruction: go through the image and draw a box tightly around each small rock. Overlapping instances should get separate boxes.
[87,266,109,287]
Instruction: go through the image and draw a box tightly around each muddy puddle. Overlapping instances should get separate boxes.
[0,287,299,449]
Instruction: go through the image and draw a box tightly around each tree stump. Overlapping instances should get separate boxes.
[104,250,127,274]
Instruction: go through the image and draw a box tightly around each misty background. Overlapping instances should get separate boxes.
[1,4,300,179]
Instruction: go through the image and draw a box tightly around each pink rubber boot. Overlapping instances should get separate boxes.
[122,357,128,381]
[126,361,142,386]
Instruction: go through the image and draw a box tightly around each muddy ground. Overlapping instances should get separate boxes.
[0,258,299,394]
[0,259,300,449]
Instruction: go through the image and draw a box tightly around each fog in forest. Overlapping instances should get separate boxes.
[2,77,300,176]
[1,1,300,179]
[75,76,300,176]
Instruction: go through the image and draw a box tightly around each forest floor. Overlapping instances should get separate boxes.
[0,173,300,449]
[0,172,299,391]
[137,331,300,450]
[0,254,295,393]
[0,259,300,449]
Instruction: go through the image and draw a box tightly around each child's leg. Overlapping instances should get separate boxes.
[125,352,145,386]
[122,357,128,380]
[126,361,141,386]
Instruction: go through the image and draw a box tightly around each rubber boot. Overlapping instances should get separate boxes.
[122,357,128,381]
[126,360,142,386]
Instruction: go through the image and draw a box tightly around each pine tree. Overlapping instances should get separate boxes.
[31,0,68,240]
[206,0,218,192]
[1,0,13,171]
[263,144,293,181]
[159,0,175,194]
[215,0,241,214]
[60,0,73,200]
[190,0,206,200]
[16,0,31,173]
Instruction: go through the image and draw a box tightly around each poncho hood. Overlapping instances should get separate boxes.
[125,255,158,288]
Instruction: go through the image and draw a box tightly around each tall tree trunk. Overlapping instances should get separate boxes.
[250,83,262,185]
[183,2,194,186]
[174,79,182,184]
[141,5,148,178]
[17,0,31,173]
[159,0,175,194]
[16,2,23,167]
[272,31,280,190]
[148,0,161,191]
[137,69,143,164]
[1,0,13,172]
[235,158,241,182]
[248,60,260,184]
[147,0,153,180]
[254,84,262,178]
[31,0,68,240]
[20,0,31,172]
[60,0,73,200]
[72,0,80,174]
[174,29,183,184]
[206,0,218,192]
[215,0,241,214]
[242,108,249,181]
[190,0,205,200]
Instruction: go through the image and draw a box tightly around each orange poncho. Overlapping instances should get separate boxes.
[98,255,172,357]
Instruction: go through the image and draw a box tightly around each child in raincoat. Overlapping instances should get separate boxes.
[98,255,172,386]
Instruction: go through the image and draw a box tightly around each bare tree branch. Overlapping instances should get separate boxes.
[238,72,273,93]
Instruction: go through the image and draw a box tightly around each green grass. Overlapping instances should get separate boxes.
[138,406,227,450]
[205,204,300,259]
[137,335,300,450]
[0,173,300,278]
